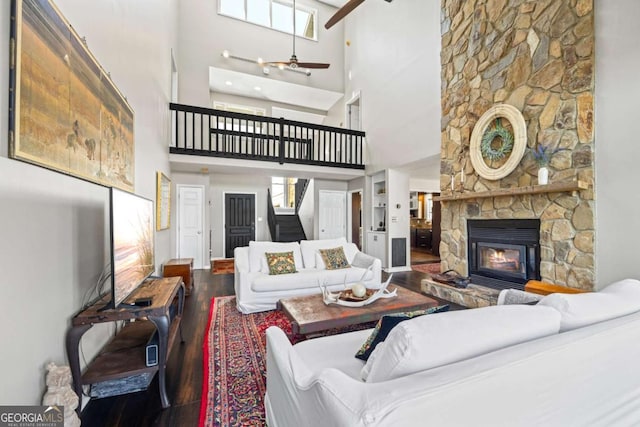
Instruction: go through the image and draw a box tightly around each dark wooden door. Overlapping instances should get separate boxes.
[225,193,255,258]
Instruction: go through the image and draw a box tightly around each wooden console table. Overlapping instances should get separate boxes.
[66,277,185,414]
[163,258,194,295]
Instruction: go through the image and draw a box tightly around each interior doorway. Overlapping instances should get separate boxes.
[177,185,205,269]
[346,92,361,131]
[223,193,256,258]
[349,190,362,249]
[318,190,346,239]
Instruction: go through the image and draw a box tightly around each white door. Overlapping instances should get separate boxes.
[319,190,346,239]
[177,185,204,268]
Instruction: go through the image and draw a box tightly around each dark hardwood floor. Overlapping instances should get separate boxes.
[80,269,459,426]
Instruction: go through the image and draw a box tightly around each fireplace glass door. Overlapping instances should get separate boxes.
[476,242,527,282]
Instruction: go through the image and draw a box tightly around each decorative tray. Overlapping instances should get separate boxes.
[339,289,376,302]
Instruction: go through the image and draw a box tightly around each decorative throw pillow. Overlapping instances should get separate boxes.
[319,247,350,270]
[265,251,297,275]
[355,305,450,361]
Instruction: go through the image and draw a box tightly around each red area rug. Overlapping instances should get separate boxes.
[411,262,441,275]
[199,296,292,426]
[199,296,374,426]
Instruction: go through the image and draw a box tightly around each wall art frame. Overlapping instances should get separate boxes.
[9,0,135,191]
[156,172,171,231]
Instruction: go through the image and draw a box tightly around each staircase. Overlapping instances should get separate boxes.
[267,183,308,242]
[273,214,306,242]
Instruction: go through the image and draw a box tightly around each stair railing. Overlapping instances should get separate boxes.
[267,188,280,242]
[294,178,310,215]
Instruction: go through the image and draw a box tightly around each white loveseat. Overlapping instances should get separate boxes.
[265,279,640,426]
[234,237,382,314]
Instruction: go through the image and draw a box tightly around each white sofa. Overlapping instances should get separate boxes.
[265,279,640,426]
[234,237,382,314]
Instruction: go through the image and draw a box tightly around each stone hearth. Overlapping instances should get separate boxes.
[421,278,499,308]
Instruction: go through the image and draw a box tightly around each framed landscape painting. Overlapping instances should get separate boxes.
[9,0,135,191]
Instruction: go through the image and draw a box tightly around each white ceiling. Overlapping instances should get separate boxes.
[209,67,343,112]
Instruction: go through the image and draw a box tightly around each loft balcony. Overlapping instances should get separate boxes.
[169,103,366,170]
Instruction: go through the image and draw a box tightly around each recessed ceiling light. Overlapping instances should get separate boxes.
[225,81,233,86]
[278,64,285,70]
[257,57,264,64]
[222,50,230,58]
[254,86,262,91]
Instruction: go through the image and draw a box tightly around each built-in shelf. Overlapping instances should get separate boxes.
[433,180,588,202]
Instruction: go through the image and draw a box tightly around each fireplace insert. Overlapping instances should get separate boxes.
[467,219,540,291]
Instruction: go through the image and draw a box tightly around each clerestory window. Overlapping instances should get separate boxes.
[218,0,317,41]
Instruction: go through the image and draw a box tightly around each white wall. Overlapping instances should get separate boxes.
[344,0,441,173]
[0,0,176,405]
[594,0,640,288]
[209,174,273,257]
[177,0,345,108]
[409,178,440,193]
[298,179,315,239]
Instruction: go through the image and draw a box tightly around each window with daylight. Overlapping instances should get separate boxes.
[271,177,297,209]
[218,0,317,40]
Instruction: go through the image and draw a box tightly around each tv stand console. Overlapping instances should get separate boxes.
[66,276,185,414]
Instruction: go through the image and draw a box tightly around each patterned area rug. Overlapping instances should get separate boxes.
[199,296,290,426]
[412,262,441,275]
[199,296,374,426]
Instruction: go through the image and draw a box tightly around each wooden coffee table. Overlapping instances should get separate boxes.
[277,286,439,335]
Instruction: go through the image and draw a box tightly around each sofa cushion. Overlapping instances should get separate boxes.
[355,305,450,361]
[252,266,375,293]
[300,238,349,268]
[363,304,562,383]
[351,252,376,269]
[537,278,640,332]
[319,247,350,270]
[265,251,297,275]
[248,241,303,273]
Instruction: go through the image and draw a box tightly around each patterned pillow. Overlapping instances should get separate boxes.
[319,247,350,270]
[265,251,297,275]
[355,305,450,361]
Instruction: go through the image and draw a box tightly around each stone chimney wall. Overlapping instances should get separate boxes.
[439,0,595,290]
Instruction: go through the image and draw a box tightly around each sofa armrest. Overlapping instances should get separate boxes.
[234,246,250,272]
[351,251,377,269]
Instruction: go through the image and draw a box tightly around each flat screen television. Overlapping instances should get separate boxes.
[107,187,155,308]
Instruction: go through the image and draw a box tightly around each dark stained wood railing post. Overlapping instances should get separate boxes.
[278,118,285,165]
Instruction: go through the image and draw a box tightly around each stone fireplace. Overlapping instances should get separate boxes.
[438,0,596,291]
[467,219,540,291]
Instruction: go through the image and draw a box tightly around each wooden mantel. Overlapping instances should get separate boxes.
[434,180,589,202]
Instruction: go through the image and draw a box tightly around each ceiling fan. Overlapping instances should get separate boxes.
[267,0,330,69]
[325,0,393,29]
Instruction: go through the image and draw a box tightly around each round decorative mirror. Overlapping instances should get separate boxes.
[469,104,527,180]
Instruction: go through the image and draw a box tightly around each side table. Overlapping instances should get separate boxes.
[163,258,194,295]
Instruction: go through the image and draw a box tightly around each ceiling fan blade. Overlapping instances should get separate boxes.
[265,61,293,68]
[325,0,365,29]
[297,62,330,69]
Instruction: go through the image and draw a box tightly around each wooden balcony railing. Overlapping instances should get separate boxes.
[169,103,365,169]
